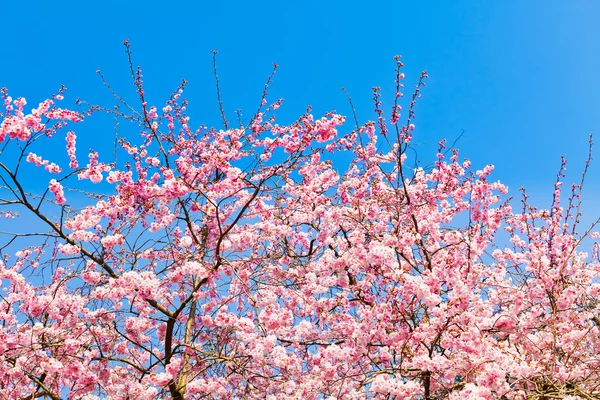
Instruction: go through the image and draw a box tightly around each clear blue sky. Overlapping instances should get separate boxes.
[2,1,600,219]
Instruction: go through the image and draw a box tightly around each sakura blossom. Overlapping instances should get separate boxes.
[0,46,599,400]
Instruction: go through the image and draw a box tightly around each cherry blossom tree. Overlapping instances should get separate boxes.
[1,41,600,400]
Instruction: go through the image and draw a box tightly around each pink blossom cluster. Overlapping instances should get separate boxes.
[66,131,78,168]
[78,151,111,183]
[48,179,66,204]
[26,152,62,173]
[0,88,81,143]
[100,233,125,247]
[1,58,599,400]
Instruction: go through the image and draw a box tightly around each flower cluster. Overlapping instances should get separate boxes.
[1,58,598,400]
[48,179,66,204]
[26,153,62,173]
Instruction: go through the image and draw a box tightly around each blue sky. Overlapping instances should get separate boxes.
[2,1,600,221]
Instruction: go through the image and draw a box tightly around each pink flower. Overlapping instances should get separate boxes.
[100,234,125,247]
[26,153,62,173]
[66,131,78,168]
[26,153,44,166]
[57,243,79,254]
[48,179,66,204]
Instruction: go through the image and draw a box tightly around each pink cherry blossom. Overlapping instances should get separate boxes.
[48,179,66,204]
[0,52,599,400]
